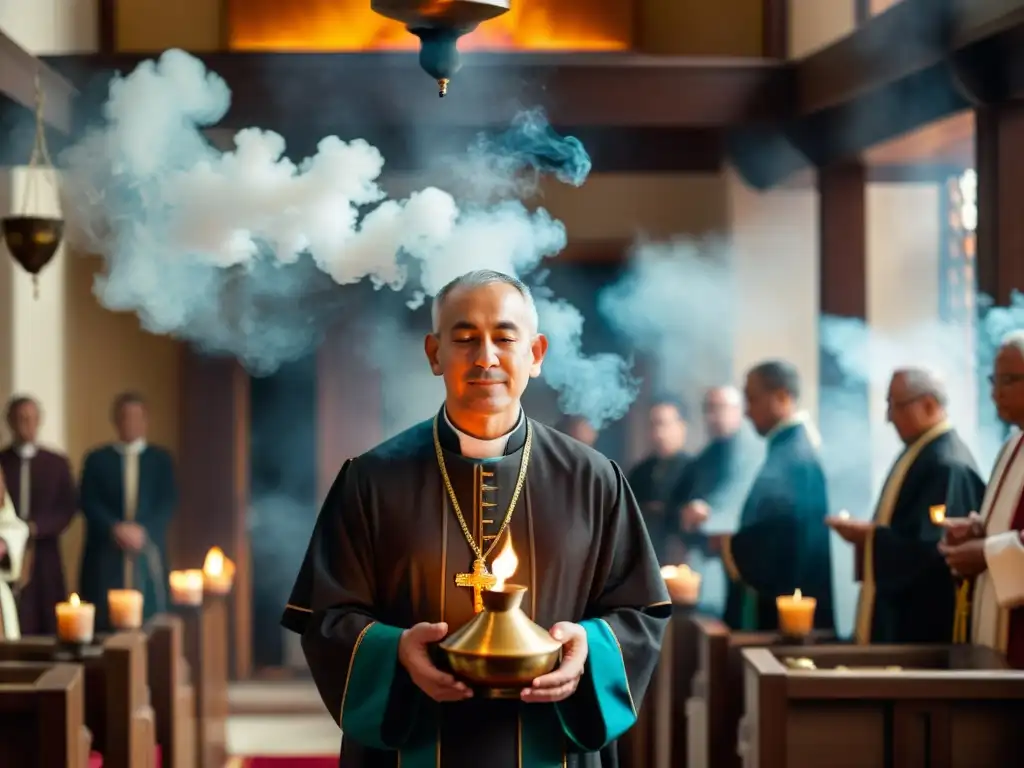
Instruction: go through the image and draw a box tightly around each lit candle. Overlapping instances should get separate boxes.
[107,589,144,630]
[661,564,702,604]
[56,593,95,644]
[203,547,236,596]
[776,589,816,638]
[490,536,518,592]
[836,510,851,521]
[169,569,204,606]
[929,505,947,525]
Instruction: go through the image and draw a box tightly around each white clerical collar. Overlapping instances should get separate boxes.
[116,439,147,455]
[767,411,821,448]
[444,408,522,460]
[15,443,37,460]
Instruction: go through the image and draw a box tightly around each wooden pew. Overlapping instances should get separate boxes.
[145,614,197,768]
[619,605,703,768]
[0,634,157,768]
[686,618,836,768]
[0,661,93,768]
[176,596,229,768]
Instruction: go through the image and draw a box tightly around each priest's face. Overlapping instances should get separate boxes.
[115,402,148,443]
[886,373,937,444]
[7,400,40,444]
[743,372,788,437]
[992,345,1024,426]
[649,403,686,456]
[426,282,548,420]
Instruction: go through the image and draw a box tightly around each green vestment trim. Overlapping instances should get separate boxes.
[556,617,637,751]
[741,586,758,631]
[341,623,415,750]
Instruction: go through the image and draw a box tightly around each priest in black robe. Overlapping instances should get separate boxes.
[627,397,692,564]
[827,368,985,643]
[283,270,669,768]
[702,361,835,632]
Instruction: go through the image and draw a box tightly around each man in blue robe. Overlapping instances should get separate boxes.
[79,392,178,629]
[283,270,669,768]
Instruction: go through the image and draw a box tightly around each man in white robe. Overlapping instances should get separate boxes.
[940,332,1024,667]
[0,471,30,639]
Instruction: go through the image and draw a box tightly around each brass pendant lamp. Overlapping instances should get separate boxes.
[2,71,65,299]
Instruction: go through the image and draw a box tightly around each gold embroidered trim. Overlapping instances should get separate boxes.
[285,603,313,613]
[339,622,376,724]
[596,617,636,717]
[720,535,741,582]
[853,528,877,645]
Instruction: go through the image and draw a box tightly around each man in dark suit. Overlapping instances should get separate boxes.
[79,392,178,628]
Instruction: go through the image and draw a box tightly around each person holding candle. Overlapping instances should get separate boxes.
[0,395,78,635]
[283,271,669,768]
[698,361,836,633]
[827,368,984,644]
[940,334,1024,668]
[78,392,178,630]
[0,471,30,639]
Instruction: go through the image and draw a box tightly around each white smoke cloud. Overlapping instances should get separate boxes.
[60,48,636,427]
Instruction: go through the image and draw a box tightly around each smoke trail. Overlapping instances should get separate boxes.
[60,48,638,425]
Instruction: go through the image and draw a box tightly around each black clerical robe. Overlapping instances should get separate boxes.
[627,452,691,564]
[0,446,77,635]
[283,409,670,768]
[79,444,178,629]
[718,423,835,632]
[854,426,985,644]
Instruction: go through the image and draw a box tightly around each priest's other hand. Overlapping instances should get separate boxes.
[941,512,984,546]
[825,516,874,546]
[398,622,473,702]
[682,500,710,532]
[0,537,7,561]
[938,538,988,578]
[522,622,588,703]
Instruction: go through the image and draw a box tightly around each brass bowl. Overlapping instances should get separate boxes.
[440,585,562,698]
[2,215,64,274]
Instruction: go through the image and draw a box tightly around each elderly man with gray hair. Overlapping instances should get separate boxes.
[828,367,985,644]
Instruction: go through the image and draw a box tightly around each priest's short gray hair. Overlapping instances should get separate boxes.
[893,367,948,407]
[1000,330,1024,356]
[431,270,540,334]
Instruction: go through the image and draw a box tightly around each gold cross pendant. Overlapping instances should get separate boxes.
[455,559,496,613]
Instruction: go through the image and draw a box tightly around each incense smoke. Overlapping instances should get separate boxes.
[60,48,636,428]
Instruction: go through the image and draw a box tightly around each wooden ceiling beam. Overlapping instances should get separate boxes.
[0,27,76,133]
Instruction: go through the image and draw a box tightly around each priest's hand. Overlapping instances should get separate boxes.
[825,516,874,546]
[113,523,146,552]
[522,622,588,703]
[398,622,473,703]
[941,512,985,546]
[0,537,7,561]
[938,538,988,578]
[682,500,710,532]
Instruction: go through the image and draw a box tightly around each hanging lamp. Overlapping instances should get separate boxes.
[2,71,65,299]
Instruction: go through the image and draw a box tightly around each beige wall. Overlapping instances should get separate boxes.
[788,0,856,58]
[115,0,223,51]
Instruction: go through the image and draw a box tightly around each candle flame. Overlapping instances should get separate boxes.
[930,505,947,524]
[837,510,850,520]
[204,547,225,576]
[490,535,518,591]
[794,589,802,601]
[661,564,693,579]
[69,593,80,607]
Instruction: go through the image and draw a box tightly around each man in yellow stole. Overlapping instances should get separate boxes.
[829,368,984,644]
[941,334,1024,667]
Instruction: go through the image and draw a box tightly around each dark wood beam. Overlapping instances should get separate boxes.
[728,0,1024,188]
[98,0,116,54]
[44,51,788,132]
[0,29,75,133]
[763,0,789,58]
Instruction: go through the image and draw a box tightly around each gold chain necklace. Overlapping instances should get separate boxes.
[433,414,532,612]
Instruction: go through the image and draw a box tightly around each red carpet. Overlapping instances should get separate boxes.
[236,758,337,768]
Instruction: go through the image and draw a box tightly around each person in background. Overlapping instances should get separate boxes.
[0,396,77,635]
[672,385,759,613]
[696,361,835,632]
[828,368,984,644]
[556,415,598,448]
[627,397,692,564]
[79,392,178,629]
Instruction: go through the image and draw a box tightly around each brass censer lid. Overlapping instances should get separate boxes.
[1,71,65,299]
